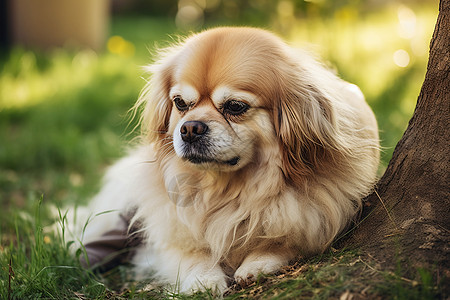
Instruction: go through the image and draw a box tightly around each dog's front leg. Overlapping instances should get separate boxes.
[234,250,292,287]
[136,247,228,295]
[177,254,228,295]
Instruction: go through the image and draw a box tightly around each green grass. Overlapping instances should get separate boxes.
[0,5,442,299]
[1,197,106,299]
[225,250,440,299]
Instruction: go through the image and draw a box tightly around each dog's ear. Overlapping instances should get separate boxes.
[136,52,176,144]
[273,67,339,185]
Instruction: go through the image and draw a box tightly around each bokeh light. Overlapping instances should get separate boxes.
[107,35,135,57]
[393,49,410,68]
[397,5,417,39]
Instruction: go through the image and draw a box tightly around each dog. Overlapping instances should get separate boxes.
[67,27,379,294]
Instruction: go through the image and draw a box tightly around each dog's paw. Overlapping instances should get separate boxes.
[180,265,228,295]
[234,253,286,287]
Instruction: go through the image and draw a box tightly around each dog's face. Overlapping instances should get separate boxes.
[168,83,265,170]
[141,27,339,180]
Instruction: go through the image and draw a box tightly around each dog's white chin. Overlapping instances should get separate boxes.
[179,154,244,172]
[173,133,250,171]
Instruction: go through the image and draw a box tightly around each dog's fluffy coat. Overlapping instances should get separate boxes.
[69,27,379,294]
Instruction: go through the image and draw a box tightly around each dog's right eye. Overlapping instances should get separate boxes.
[222,100,249,116]
[173,96,189,112]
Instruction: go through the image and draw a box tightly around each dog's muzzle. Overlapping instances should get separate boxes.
[179,121,240,166]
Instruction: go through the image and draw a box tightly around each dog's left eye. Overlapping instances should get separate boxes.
[222,100,249,116]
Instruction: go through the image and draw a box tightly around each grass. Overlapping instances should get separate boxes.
[225,251,440,299]
[0,4,442,299]
[1,197,106,299]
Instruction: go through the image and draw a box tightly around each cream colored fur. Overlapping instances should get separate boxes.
[67,27,379,294]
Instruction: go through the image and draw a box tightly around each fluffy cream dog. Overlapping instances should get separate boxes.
[69,27,379,294]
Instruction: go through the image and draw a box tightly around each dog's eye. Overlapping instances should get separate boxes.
[223,100,249,116]
[173,96,189,112]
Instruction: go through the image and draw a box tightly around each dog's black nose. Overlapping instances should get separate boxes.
[180,121,208,143]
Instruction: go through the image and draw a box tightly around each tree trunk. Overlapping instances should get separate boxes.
[346,0,449,289]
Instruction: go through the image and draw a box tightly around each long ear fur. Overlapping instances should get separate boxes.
[274,54,345,184]
[134,48,177,144]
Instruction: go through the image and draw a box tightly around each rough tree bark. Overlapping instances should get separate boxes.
[346,0,449,291]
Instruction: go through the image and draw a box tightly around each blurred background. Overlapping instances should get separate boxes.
[0,0,438,217]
